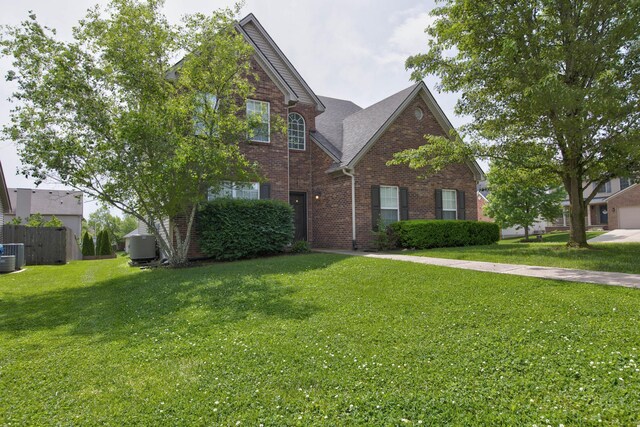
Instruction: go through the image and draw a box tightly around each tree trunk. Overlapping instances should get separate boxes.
[566,173,589,248]
[524,226,529,240]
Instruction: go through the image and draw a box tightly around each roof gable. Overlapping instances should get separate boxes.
[314,82,484,180]
[237,14,325,112]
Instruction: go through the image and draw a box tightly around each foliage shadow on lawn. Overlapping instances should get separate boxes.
[0,254,342,342]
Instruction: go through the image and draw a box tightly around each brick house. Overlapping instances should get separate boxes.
[177,14,484,257]
[548,178,640,231]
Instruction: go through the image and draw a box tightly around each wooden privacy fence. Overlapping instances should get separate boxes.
[1,225,81,265]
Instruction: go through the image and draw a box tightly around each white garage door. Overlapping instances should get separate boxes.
[619,206,640,229]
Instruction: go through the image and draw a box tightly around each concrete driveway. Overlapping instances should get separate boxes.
[588,229,640,243]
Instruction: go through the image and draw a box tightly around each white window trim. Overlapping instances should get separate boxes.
[288,112,306,151]
[208,181,260,201]
[247,99,270,143]
[442,189,458,219]
[380,185,400,224]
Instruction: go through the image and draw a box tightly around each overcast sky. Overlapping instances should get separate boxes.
[0,0,470,217]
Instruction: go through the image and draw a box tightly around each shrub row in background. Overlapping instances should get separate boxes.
[197,199,294,261]
[390,220,500,249]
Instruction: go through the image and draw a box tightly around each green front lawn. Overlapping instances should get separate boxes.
[1,255,639,425]
[405,231,640,274]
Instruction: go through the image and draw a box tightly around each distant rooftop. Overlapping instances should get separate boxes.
[8,188,83,216]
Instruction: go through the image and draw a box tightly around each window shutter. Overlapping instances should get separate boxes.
[260,183,271,199]
[399,187,409,220]
[457,190,466,220]
[435,189,443,219]
[371,185,381,231]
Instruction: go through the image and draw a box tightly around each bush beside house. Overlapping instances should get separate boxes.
[197,199,294,261]
[391,220,500,249]
[81,231,95,257]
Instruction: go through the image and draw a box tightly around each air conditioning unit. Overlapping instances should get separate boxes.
[129,235,157,261]
[0,256,16,273]
[2,243,25,270]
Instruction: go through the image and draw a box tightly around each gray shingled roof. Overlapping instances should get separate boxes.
[238,14,325,112]
[315,83,421,167]
[315,96,363,154]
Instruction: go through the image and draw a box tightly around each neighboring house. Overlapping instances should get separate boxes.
[174,13,484,256]
[0,162,12,242]
[548,177,640,231]
[5,188,84,237]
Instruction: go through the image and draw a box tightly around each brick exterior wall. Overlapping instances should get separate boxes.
[288,102,318,243]
[351,97,478,250]
[309,143,354,248]
[606,184,640,229]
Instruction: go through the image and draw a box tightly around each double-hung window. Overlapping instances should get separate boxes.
[380,185,399,226]
[247,99,270,142]
[620,177,631,190]
[442,189,457,219]
[208,182,260,200]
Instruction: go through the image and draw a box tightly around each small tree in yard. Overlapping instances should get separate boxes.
[484,161,565,240]
[97,230,113,256]
[82,231,95,256]
[390,0,640,248]
[44,215,64,228]
[2,0,263,266]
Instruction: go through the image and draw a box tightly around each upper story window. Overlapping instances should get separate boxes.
[598,181,611,193]
[208,181,260,200]
[288,112,305,150]
[380,185,399,227]
[620,177,631,190]
[194,93,217,136]
[442,189,457,219]
[247,99,270,142]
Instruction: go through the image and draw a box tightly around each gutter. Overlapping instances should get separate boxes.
[341,168,357,250]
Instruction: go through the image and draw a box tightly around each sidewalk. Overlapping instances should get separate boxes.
[315,250,640,289]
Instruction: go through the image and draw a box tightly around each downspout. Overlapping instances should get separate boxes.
[341,168,357,250]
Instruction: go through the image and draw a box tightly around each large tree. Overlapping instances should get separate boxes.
[484,160,565,240]
[2,0,262,265]
[88,204,138,245]
[391,0,640,247]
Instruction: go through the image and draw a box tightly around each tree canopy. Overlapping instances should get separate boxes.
[484,160,565,239]
[2,0,261,265]
[391,0,640,247]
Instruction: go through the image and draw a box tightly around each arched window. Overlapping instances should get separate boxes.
[288,112,305,150]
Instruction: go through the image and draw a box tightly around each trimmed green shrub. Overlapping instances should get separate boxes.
[290,240,311,254]
[370,218,398,251]
[390,220,500,249]
[198,198,294,261]
[97,230,113,255]
[44,215,64,228]
[82,231,95,256]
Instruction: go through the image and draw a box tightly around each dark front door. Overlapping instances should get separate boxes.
[599,205,609,224]
[289,192,307,241]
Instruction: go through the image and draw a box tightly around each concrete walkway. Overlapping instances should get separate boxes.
[588,229,640,243]
[316,250,640,289]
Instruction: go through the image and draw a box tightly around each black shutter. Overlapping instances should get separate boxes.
[399,187,409,220]
[260,183,271,199]
[371,185,381,231]
[435,189,443,219]
[457,190,466,220]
